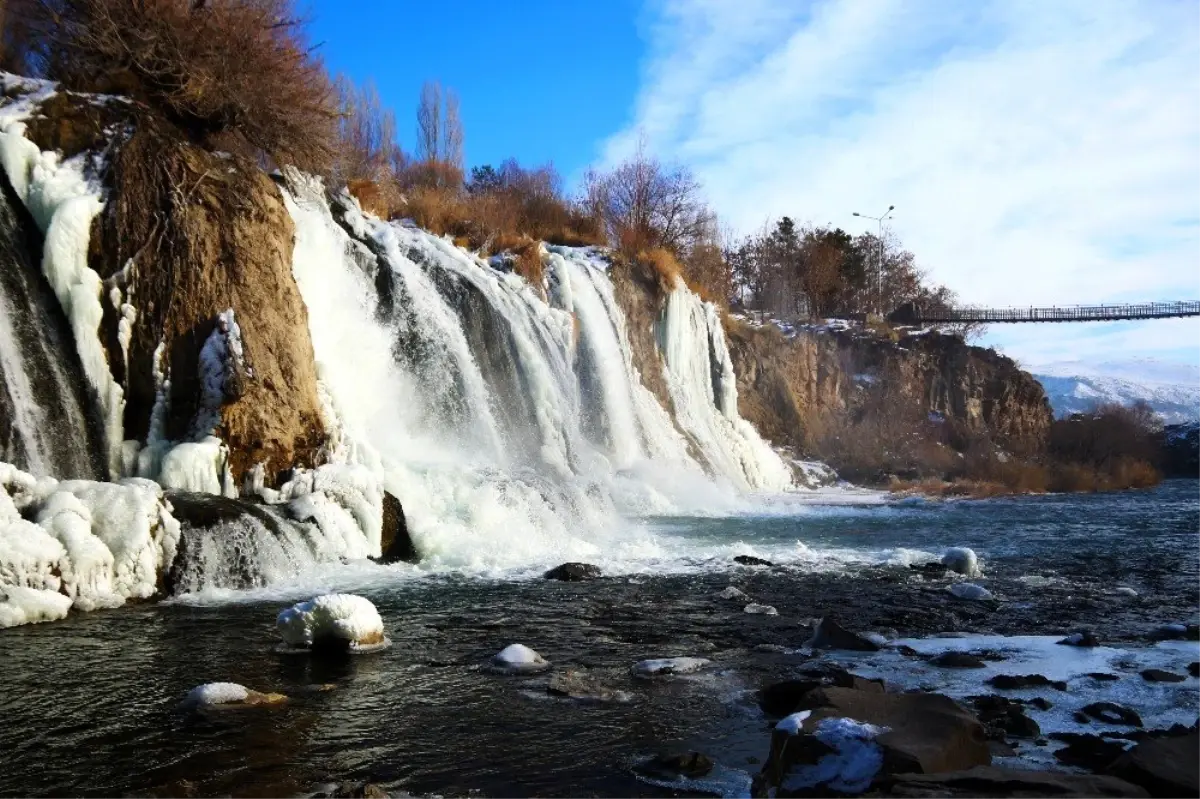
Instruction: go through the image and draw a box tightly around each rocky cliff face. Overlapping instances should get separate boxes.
[14,85,327,486]
[726,319,1054,472]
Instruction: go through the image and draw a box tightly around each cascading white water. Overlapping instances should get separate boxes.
[278,173,798,575]
[658,286,796,492]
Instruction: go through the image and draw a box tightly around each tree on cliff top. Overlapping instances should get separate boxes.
[8,0,339,170]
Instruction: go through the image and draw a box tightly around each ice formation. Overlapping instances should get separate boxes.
[941,547,982,577]
[0,462,181,626]
[276,593,386,650]
[776,710,813,735]
[744,603,779,616]
[0,87,125,478]
[488,643,550,673]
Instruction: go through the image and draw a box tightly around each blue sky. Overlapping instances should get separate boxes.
[308,0,642,178]
[309,0,1200,375]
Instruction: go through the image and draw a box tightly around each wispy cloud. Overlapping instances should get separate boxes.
[604,0,1200,369]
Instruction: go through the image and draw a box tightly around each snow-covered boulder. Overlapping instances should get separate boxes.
[487,643,549,674]
[744,603,778,616]
[182,682,287,707]
[941,547,982,578]
[631,657,711,678]
[276,594,387,652]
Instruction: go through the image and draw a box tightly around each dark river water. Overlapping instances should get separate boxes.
[0,481,1196,797]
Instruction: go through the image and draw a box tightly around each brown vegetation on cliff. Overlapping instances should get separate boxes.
[30,99,329,485]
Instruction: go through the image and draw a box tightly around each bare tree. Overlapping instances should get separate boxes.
[414,79,463,188]
[333,76,399,184]
[584,137,710,256]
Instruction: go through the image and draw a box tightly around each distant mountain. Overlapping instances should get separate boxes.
[1032,359,1199,424]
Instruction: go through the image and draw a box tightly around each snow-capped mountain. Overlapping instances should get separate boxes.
[1033,359,1200,423]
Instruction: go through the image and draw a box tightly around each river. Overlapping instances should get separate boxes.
[0,481,1196,797]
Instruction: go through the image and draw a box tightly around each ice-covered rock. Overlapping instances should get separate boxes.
[949,583,993,601]
[762,716,888,795]
[941,547,982,578]
[631,657,711,678]
[276,594,387,652]
[182,682,287,707]
[744,603,778,616]
[0,585,72,627]
[487,643,550,673]
[719,586,748,601]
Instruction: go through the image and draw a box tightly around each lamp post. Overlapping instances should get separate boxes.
[852,205,894,316]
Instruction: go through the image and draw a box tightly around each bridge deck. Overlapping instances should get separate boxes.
[901,300,1200,324]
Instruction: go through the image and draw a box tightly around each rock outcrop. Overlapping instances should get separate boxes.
[726,321,1053,480]
[15,86,328,487]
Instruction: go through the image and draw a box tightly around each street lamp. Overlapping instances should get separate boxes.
[852,205,895,316]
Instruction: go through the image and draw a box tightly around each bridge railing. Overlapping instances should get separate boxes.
[898,300,1200,324]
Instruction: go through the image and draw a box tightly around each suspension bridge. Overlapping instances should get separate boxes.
[889,300,1200,325]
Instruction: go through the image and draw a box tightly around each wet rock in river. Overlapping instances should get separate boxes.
[1108,731,1199,798]
[1082,702,1143,727]
[930,651,987,669]
[970,695,1041,739]
[632,751,714,781]
[1057,630,1101,647]
[1052,733,1129,772]
[744,603,778,616]
[734,555,773,567]
[719,586,749,601]
[987,673,1067,691]
[543,562,601,581]
[547,670,630,703]
[1139,668,1185,683]
[807,617,882,651]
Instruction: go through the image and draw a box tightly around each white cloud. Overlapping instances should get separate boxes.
[604,0,1200,368]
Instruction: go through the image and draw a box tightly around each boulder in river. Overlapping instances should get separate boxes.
[547,670,630,703]
[970,695,1041,739]
[1057,630,1100,647]
[276,594,387,653]
[543,562,601,581]
[1189,662,1199,677]
[1082,702,1143,727]
[787,686,991,775]
[734,555,773,567]
[1052,733,1129,772]
[181,682,287,708]
[487,643,550,674]
[1108,730,1199,798]
[941,547,982,577]
[987,673,1067,691]
[807,617,882,651]
[377,491,418,564]
[1139,668,1185,684]
[931,651,987,669]
[632,751,714,781]
[744,603,778,616]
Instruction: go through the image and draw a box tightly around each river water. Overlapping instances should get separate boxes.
[0,481,1196,797]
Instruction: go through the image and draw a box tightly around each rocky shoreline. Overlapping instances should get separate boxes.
[157,558,1199,799]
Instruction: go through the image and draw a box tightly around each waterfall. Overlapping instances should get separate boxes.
[0,169,103,479]
[280,173,795,573]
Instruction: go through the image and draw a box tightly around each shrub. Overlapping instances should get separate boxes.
[14,0,339,170]
[636,248,684,294]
